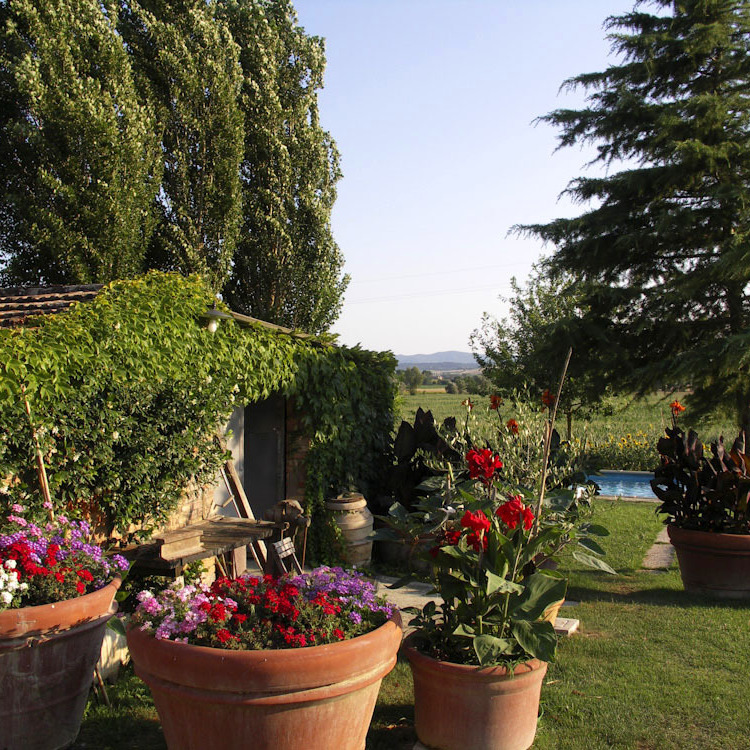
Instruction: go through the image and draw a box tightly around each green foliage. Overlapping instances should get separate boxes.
[214,0,348,332]
[518,0,750,421]
[120,0,244,292]
[401,366,423,395]
[0,0,161,284]
[471,265,605,438]
[0,0,347,333]
[0,273,396,552]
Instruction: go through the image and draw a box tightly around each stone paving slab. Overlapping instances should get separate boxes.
[656,527,670,544]
[642,540,675,569]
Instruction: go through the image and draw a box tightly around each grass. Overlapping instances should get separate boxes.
[75,502,750,750]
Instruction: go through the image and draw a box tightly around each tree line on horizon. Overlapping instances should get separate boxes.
[0,0,347,334]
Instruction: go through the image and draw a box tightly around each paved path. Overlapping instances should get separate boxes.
[641,526,675,569]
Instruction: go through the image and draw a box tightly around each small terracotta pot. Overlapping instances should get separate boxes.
[0,578,121,750]
[668,525,750,599]
[127,611,403,750]
[405,637,547,750]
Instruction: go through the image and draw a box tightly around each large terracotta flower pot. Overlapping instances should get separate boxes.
[127,612,403,750]
[405,638,547,750]
[0,578,121,750]
[668,524,750,599]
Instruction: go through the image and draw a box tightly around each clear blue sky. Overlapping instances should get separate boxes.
[293,0,635,355]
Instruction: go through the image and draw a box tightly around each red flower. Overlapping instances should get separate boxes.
[232,613,247,624]
[332,629,345,640]
[506,418,519,435]
[541,389,555,408]
[489,394,502,410]
[466,531,489,552]
[216,629,233,644]
[496,496,534,531]
[670,400,685,415]
[75,581,86,594]
[460,509,490,533]
[466,448,503,483]
[461,398,475,411]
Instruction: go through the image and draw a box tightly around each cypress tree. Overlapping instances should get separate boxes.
[218,0,348,333]
[520,0,750,419]
[120,0,244,292]
[0,0,161,284]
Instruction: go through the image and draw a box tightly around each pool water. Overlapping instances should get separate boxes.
[589,470,656,499]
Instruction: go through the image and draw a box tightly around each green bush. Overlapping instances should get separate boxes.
[0,273,396,562]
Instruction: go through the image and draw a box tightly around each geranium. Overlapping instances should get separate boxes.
[0,508,128,611]
[466,448,503,483]
[460,509,491,533]
[132,566,394,651]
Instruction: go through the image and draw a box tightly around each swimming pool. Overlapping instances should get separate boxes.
[589,470,656,500]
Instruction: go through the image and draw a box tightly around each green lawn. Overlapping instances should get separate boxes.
[76,502,750,750]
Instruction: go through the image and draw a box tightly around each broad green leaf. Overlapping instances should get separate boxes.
[473,634,515,666]
[582,523,610,537]
[486,570,523,597]
[387,574,416,589]
[573,551,617,574]
[511,619,557,662]
[578,537,607,556]
[453,623,475,638]
[511,573,567,620]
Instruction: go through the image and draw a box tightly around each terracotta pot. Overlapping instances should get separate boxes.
[668,524,750,599]
[326,492,374,565]
[127,612,403,750]
[405,638,547,750]
[0,578,121,750]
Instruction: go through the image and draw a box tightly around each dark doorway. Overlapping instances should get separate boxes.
[244,395,286,519]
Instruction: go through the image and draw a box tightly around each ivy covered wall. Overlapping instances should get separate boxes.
[0,273,396,560]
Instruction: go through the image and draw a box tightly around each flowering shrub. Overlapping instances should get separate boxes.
[405,451,568,667]
[131,566,394,650]
[0,507,128,610]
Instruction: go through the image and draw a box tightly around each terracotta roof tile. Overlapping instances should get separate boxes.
[0,285,103,328]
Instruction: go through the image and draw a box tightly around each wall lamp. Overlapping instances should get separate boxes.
[201,303,233,333]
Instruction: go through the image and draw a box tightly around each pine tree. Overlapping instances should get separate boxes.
[0,0,161,284]
[218,0,348,333]
[119,0,244,292]
[519,0,750,419]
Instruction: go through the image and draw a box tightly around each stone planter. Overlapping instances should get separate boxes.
[127,612,403,750]
[0,578,121,750]
[668,524,750,599]
[405,637,547,750]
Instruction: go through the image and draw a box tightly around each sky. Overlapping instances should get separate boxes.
[293,0,636,356]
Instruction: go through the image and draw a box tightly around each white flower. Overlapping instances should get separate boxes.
[4,559,17,570]
[1,591,12,605]
[112,431,120,441]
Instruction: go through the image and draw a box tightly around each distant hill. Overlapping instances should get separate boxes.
[396,351,479,372]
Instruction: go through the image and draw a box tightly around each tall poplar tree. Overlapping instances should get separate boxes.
[520,0,750,419]
[0,0,161,284]
[218,0,348,333]
[119,0,244,292]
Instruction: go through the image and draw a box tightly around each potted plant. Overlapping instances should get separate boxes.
[652,402,750,598]
[402,447,569,750]
[0,506,128,750]
[127,565,402,750]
